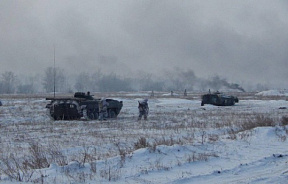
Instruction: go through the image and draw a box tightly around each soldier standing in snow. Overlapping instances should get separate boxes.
[184,89,187,96]
[99,98,109,120]
[138,99,149,120]
[86,91,94,100]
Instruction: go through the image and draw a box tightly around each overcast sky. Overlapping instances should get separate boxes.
[1,0,288,88]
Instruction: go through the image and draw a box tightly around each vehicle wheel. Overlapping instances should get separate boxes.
[83,109,90,120]
[109,110,116,118]
[93,112,99,120]
[88,113,95,120]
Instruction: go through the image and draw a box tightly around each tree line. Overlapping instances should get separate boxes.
[0,68,263,94]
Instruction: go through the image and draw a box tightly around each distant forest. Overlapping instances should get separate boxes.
[0,68,267,94]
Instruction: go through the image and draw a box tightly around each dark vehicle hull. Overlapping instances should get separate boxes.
[46,92,123,120]
[201,92,239,106]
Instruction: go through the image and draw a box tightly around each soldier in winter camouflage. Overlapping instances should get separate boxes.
[99,98,109,120]
[138,99,149,120]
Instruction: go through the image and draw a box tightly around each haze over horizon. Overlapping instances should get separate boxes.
[1,0,288,89]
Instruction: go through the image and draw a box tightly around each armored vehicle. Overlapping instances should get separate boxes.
[201,91,239,106]
[46,92,123,120]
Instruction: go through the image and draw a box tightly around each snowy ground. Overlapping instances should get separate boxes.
[0,91,288,183]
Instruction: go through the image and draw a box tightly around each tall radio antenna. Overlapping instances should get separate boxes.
[53,45,56,98]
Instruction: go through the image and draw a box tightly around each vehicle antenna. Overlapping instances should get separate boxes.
[53,45,56,99]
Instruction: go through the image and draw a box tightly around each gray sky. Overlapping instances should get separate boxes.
[1,0,288,88]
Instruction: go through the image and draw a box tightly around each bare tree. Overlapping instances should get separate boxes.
[165,68,197,91]
[74,72,91,92]
[43,67,67,93]
[17,75,40,94]
[0,71,17,94]
[98,73,132,92]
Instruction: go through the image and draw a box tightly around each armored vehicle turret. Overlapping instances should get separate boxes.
[201,91,239,106]
[46,92,123,120]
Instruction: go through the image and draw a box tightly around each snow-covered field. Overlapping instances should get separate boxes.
[0,91,288,183]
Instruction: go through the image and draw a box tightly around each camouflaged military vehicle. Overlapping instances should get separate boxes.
[46,92,123,120]
[201,91,239,106]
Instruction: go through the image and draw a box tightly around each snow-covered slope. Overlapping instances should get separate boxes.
[256,89,288,97]
[0,93,288,183]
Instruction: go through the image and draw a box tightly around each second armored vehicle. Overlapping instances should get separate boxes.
[46,92,123,120]
[201,91,239,106]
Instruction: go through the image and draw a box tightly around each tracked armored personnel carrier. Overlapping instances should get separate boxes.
[201,91,239,106]
[46,92,123,120]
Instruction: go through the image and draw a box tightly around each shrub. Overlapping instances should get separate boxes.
[134,137,149,150]
[0,154,34,182]
[240,115,276,131]
[24,143,49,169]
[281,116,288,126]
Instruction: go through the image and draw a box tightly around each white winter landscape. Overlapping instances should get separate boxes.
[1,90,288,184]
